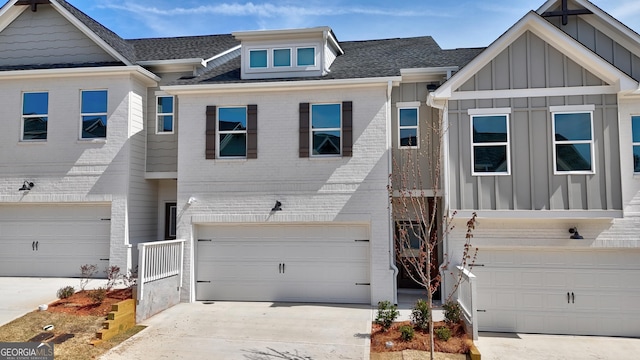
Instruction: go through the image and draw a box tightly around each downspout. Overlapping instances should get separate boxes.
[387,80,399,305]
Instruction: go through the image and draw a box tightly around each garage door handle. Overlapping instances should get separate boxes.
[32,241,35,251]
[279,263,282,274]
[567,292,570,303]
[571,292,575,304]
[35,241,38,251]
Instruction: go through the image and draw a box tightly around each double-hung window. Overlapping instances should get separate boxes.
[470,109,510,175]
[218,107,247,158]
[81,90,108,139]
[157,96,174,134]
[632,116,640,173]
[311,103,341,156]
[22,92,48,141]
[398,104,419,148]
[551,106,594,174]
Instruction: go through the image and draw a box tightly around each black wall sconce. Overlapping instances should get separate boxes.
[271,200,282,211]
[19,181,34,191]
[569,227,583,239]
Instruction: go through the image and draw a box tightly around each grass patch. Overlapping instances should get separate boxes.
[0,311,145,360]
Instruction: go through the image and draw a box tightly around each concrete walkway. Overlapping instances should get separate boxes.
[476,332,640,360]
[100,301,372,360]
[0,277,106,326]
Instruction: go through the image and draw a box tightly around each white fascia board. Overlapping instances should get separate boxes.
[326,30,344,55]
[432,12,638,100]
[161,76,402,95]
[138,58,206,67]
[0,65,160,85]
[204,45,242,63]
[401,66,459,76]
[50,0,132,66]
[233,26,331,41]
[0,1,24,33]
[454,210,623,219]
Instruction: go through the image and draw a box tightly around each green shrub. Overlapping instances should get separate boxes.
[443,300,461,324]
[88,287,107,303]
[374,300,399,331]
[410,299,430,331]
[399,325,415,341]
[435,326,451,341]
[56,286,75,299]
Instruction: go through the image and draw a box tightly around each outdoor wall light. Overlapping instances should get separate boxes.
[18,180,34,191]
[187,196,197,205]
[569,227,584,239]
[271,200,282,211]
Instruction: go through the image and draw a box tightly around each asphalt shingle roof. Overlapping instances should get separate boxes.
[128,35,240,62]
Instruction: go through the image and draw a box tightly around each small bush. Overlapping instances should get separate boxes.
[443,300,461,324]
[88,287,107,304]
[122,266,138,289]
[105,265,121,291]
[399,325,415,341]
[374,300,399,332]
[410,299,430,331]
[79,264,98,291]
[435,326,452,341]
[56,286,75,299]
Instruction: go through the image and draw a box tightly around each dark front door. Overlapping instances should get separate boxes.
[165,202,177,240]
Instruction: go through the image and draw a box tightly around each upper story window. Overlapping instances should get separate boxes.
[273,48,291,67]
[398,105,419,148]
[249,50,268,68]
[470,110,510,175]
[218,107,247,158]
[297,47,315,66]
[157,96,175,134]
[552,107,594,174]
[22,92,48,141]
[632,116,640,173]
[81,90,108,139]
[311,103,341,156]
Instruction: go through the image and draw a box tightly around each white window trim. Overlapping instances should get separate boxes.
[248,49,268,69]
[551,110,596,175]
[398,106,420,149]
[80,89,108,140]
[632,115,640,174]
[217,106,248,159]
[245,45,320,73]
[21,91,48,142]
[470,113,511,176]
[310,103,342,158]
[156,95,175,135]
[272,48,292,68]
[296,46,318,68]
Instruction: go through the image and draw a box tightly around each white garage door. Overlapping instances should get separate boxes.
[0,204,111,277]
[196,224,370,304]
[474,248,640,337]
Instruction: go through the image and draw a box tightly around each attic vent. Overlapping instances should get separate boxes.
[15,0,50,12]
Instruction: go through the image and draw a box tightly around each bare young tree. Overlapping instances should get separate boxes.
[389,106,477,359]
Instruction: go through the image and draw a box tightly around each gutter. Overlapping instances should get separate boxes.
[0,65,161,84]
[387,80,399,305]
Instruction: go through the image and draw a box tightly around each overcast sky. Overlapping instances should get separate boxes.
[68,0,640,49]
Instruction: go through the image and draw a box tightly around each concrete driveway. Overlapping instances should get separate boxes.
[0,277,107,326]
[100,301,372,360]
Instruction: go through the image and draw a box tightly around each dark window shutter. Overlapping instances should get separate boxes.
[342,101,353,157]
[205,106,216,159]
[247,104,258,159]
[299,103,310,158]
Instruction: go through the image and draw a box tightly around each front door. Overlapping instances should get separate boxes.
[164,202,177,240]
[395,220,440,298]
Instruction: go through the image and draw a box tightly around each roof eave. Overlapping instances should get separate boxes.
[0,65,160,85]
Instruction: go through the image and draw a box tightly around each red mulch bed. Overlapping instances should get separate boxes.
[371,320,471,354]
[47,288,133,317]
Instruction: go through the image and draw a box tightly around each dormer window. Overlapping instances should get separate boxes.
[297,47,315,66]
[273,49,291,67]
[249,50,267,68]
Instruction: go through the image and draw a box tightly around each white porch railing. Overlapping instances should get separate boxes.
[137,239,185,301]
[456,265,478,340]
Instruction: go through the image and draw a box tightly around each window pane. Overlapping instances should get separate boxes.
[219,107,247,131]
[555,113,591,141]
[633,116,640,143]
[556,144,592,171]
[473,115,507,143]
[273,49,291,67]
[219,133,246,157]
[249,50,267,68]
[157,96,173,114]
[158,115,173,132]
[312,131,341,155]
[82,115,107,138]
[474,145,507,173]
[399,108,418,127]
[23,93,48,115]
[400,129,417,147]
[23,117,48,140]
[81,90,107,113]
[311,104,340,129]
[297,47,315,66]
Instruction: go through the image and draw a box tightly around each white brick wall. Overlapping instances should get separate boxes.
[175,84,395,304]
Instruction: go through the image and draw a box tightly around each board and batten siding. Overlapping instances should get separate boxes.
[0,5,116,66]
[448,30,622,212]
[546,11,640,82]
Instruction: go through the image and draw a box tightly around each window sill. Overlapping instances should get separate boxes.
[18,140,47,145]
[472,172,511,177]
[77,139,107,144]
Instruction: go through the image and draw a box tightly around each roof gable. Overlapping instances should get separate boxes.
[431,11,638,100]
